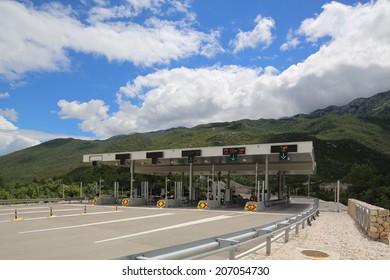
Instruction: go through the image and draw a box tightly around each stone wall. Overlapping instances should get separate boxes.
[348,199,389,244]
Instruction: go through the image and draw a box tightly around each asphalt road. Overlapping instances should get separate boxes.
[0,202,311,260]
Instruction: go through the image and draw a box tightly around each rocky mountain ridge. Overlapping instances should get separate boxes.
[307,90,390,117]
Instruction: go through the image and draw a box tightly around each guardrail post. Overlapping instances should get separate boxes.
[295,224,299,234]
[229,249,236,260]
[217,238,239,260]
[285,228,289,243]
[266,236,272,255]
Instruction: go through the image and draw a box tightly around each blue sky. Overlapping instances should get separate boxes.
[1,0,390,155]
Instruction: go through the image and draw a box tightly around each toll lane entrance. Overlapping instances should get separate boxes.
[83,142,316,209]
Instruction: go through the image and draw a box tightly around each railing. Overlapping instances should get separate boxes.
[348,199,389,243]
[0,197,84,205]
[355,203,370,232]
[116,198,320,260]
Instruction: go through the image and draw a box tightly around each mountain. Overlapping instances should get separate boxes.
[307,90,390,117]
[0,90,390,186]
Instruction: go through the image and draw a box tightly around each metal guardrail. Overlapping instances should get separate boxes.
[0,197,84,205]
[116,198,320,260]
[355,203,370,232]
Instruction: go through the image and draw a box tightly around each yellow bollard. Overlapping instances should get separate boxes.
[13,209,24,221]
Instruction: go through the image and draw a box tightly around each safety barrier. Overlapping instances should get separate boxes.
[116,198,319,260]
[0,197,83,205]
[348,199,389,243]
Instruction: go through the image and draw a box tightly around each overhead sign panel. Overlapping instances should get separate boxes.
[182,149,201,163]
[146,152,163,164]
[271,144,297,160]
[181,150,202,157]
[222,147,246,155]
[115,153,131,165]
[270,144,297,153]
[223,147,246,162]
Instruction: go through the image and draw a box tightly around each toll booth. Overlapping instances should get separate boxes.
[83,141,316,210]
[156,180,183,208]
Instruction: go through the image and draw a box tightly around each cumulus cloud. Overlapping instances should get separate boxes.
[0,115,37,155]
[280,28,300,51]
[230,15,275,53]
[0,130,41,156]
[56,0,390,138]
[86,0,174,23]
[0,92,10,99]
[0,116,18,131]
[0,128,93,156]
[0,1,221,80]
[0,109,19,122]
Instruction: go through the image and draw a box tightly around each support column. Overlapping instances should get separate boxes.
[282,171,286,199]
[211,164,216,200]
[261,180,265,209]
[165,177,169,199]
[255,163,259,202]
[189,162,193,201]
[265,155,270,202]
[130,160,134,198]
[278,171,282,200]
[337,180,340,212]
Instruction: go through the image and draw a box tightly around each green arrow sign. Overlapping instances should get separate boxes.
[280,152,288,160]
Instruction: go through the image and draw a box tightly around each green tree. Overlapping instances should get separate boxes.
[0,188,10,199]
[343,163,379,197]
[343,163,390,209]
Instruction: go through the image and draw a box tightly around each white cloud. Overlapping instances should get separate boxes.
[280,28,300,51]
[0,116,18,130]
[57,99,109,120]
[57,0,390,138]
[0,102,93,155]
[0,92,10,99]
[87,0,167,23]
[0,109,19,122]
[0,130,41,156]
[230,15,275,53]
[0,128,93,156]
[0,1,221,80]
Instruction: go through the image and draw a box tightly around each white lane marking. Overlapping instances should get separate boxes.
[94,214,233,244]
[0,208,82,216]
[1,210,122,222]
[19,210,123,221]
[19,213,173,234]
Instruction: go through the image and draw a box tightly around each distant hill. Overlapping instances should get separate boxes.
[307,90,390,117]
[0,90,390,186]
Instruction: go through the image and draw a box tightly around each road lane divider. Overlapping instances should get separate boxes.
[13,209,24,221]
[0,208,82,216]
[49,207,56,218]
[94,214,234,244]
[18,212,174,234]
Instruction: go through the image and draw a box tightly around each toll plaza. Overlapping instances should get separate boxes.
[83,141,316,211]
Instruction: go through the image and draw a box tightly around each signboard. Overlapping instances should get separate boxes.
[146,152,163,164]
[223,147,246,162]
[115,153,131,165]
[222,147,246,155]
[181,150,202,157]
[270,144,297,153]
[270,144,297,160]
[182,149,201,164]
